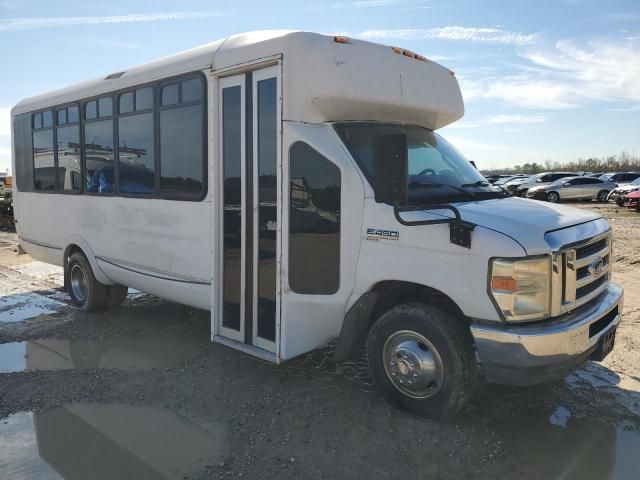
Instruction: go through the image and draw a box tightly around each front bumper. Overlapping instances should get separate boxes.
[471,283,623,385]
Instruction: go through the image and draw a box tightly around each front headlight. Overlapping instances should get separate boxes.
[489,256,551,322]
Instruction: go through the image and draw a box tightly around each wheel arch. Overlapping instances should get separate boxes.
[62,238,114,288]
[332,280,469,362]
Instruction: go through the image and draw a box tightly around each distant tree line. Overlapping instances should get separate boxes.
[481,151,640,175]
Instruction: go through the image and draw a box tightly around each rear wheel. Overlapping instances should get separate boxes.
[597,190,609,202]
[546,191,560,203]
[67,252,107,311]
[367,303,477,417]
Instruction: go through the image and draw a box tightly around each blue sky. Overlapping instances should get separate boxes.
[1,0,639,171]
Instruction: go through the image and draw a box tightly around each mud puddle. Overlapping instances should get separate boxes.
[0,328,204,373]
[0,403,227,479]
[490,405,640,479]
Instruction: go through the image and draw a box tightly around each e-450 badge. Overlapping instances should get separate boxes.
[366,228,399,241]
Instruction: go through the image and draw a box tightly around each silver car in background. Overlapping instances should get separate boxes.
[514,172,579,197]
[526,176,617,203]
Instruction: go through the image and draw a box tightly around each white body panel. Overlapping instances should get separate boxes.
[11,30,611,366]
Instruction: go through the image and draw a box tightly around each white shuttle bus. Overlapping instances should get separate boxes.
[11,31,623,415]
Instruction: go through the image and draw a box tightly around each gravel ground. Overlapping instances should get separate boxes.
[1,202,639,479]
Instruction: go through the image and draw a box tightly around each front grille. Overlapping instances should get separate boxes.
[576,275,607,299]
[575,238,607,260]
[560,232,611,311]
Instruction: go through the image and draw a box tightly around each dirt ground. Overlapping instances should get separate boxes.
[1,201,640,479]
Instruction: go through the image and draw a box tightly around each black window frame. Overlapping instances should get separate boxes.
[31,108,57,192]
[116,85,157,198]
[83,94,117,196]
[24,70,208,202]
[157,73,208,200]
[55,102,82,194]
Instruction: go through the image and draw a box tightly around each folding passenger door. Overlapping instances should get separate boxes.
[216,65,281,358]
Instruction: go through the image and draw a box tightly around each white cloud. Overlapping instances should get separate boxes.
[0,107,10,137]
[459,37,640,109]
[446,113,547,129]
[0,11,224,32]
[360,26,539,45]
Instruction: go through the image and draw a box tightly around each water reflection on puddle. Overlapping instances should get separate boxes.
[0,403,227,479]
[492,406,640,479]
[0,331,203,373]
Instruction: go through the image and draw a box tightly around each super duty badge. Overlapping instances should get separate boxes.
[366,228,399,241]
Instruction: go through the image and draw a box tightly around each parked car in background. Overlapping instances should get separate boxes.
[586,172,606,178]
[526,176,616,203]
[500,175,531,195]
[622,190,640,211]
[608,177,640,206]
[514,172,579,197]
[599,172,640,183]
[485,174,513,184]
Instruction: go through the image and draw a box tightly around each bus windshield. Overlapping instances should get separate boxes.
[334,122,504,204]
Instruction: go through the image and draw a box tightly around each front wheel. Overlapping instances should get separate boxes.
[597,190,609,202]
[367,304,477,417]
[546,191,560,203]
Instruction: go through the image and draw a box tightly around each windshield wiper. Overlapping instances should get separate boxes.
[408,181,477,199]
[461,180,490,187]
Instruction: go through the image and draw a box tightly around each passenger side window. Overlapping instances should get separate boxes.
[56,105,81,192]
[289,142,341,294]
[118,87,155,194]
[32,111,56,191]
[159,77,205,197]
[84,96,115,193]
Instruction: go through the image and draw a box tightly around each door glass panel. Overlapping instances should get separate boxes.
[56,125,81,191]
[256,77,277,342]
[289,142,341,294]
[222,86,242,332]
[33,129,55,191]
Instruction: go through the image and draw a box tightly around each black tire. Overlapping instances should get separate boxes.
[616,197,624,207]
[106,285,128,308]
[597,190,609,202]
[367,303,477,417]
[546,191,560,203]
[67,252,107,311]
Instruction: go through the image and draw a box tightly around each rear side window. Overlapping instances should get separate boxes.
[32,110,56,191]
[289,142,341,294]
[84,97,115,194]
[158,77,205,197]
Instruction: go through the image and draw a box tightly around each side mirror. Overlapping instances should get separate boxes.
[373,134,407,205]
[536,178,543,183]
[564,182,571,187]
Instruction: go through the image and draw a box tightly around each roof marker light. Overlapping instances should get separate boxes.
[391,46,403,54]
[334,36,349,44]
[414,54,427,62]
[402,50,414,57]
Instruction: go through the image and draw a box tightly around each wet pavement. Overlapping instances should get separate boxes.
[1,403,227,480]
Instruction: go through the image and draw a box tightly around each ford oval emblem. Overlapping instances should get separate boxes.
[589,257,605,276]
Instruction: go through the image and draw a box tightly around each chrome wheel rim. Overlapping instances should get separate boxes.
[548,192,559,203]
[70,264,88,303]
[598,191,608,201]
[382,330,444,399]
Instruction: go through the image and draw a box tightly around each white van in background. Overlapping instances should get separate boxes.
[11,31,623,415]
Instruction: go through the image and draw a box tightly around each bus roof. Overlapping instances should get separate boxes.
[12,30,464,130]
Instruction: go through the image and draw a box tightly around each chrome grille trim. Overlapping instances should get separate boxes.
[551,230,612,316]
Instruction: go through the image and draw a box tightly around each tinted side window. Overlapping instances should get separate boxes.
[159,77,205,196]
[32,111,56,191]
[289,142,341,294]
[56,125,81,191]
[118,113,155,194]
[13,113,34,192]
[84,120,115,193]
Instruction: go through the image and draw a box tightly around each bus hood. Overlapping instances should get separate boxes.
[454,197,602,254]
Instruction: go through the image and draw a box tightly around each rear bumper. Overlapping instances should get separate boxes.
[470,283,623,385]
